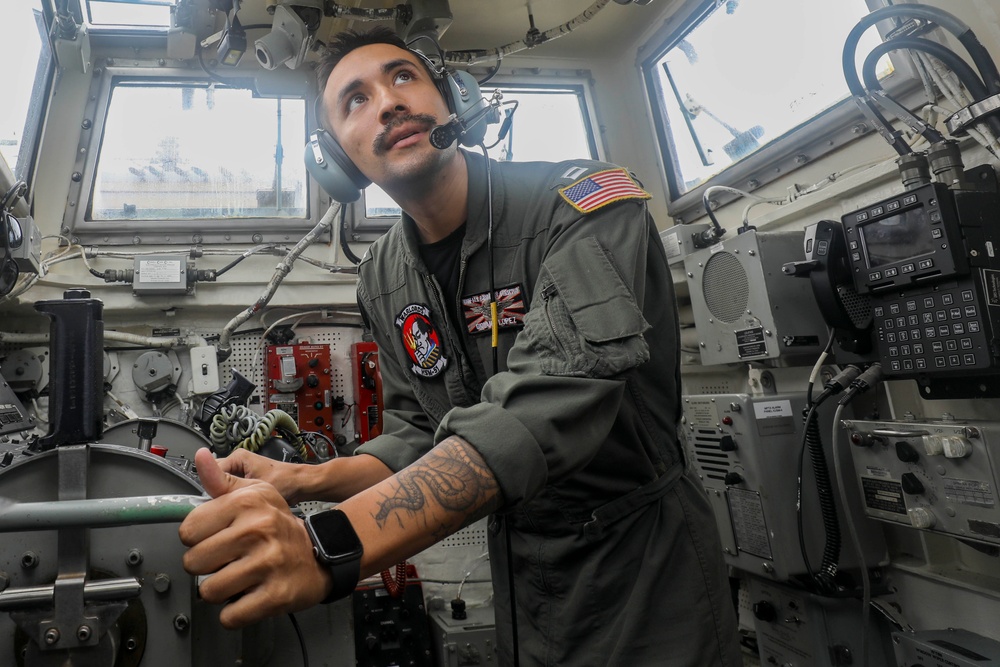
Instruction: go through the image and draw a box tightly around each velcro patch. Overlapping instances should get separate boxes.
[559,168,651,214]
[462,284,527,335]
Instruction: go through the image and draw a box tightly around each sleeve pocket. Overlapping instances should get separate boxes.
[524,236,650,377]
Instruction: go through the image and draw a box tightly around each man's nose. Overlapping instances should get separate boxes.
[378,92,409,123]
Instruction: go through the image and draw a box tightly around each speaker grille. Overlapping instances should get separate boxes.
[689,429,734,482]
[703,252,750,323]
[837,284,873,328]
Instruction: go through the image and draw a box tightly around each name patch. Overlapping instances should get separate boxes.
[462,284,527,335]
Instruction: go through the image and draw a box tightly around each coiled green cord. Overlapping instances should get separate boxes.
[210,405,307,457]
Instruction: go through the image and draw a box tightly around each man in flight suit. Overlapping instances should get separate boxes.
[180,26,741,666]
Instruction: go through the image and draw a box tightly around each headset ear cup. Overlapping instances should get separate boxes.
[443,70,494,147]
[303,129,372,203]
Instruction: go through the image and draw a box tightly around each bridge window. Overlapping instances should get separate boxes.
[642,0,900,220]
[1,0,52,182]
[91,83,306,222]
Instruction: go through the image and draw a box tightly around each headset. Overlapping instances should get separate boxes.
[304,48,494,203]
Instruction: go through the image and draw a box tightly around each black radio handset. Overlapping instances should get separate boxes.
[783,220,875,357]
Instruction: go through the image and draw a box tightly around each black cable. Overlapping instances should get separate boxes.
[484,101,518,150]
[863,37,988,102]
[288,613,309,667]
[700,191,725,236]
[215,253,250,277]
[197,48,229,85]
[477,55,503,86]
[844,5,1000,98]
[478,144,513,665]
[339,205,364,265]
[795,404,821,585]
[804,404,841,592]
[1,181,27,211]
[861,37,1000,140]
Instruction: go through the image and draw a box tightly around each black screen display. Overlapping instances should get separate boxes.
[861,206,935,268]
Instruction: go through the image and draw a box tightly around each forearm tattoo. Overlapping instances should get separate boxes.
[373,437,501,535]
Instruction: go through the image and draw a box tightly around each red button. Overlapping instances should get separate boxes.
[722,416,733,426]
[149,445,168,457]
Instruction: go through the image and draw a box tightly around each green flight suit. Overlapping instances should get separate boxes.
[357,150,741,666]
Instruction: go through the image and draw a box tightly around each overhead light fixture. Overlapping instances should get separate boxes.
[217,14,246,66]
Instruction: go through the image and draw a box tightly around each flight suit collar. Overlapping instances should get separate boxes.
[397,149,494,269]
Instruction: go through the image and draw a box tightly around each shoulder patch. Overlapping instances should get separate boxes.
[558,168,651,214]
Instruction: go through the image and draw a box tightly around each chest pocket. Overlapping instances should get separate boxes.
[523,236,650,378]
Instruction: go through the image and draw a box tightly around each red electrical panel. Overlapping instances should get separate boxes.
[265,343,334,435]
[351,342,383,443]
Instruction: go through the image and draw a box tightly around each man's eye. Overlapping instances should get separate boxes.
[347,94,366,112]
[395,71,414,84]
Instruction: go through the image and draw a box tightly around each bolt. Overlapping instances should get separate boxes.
[174,614,190,633]
[154,573,171,593]
[747,179,760,189]
[126,549,143,566]
[44,628,60,645]
[77,625,92,642]
[762,562,775,574]
[126,637,138,652]
[71,172,83,182]
[82,119,92,130]
[252,233,263,244]
[21,552,39,569]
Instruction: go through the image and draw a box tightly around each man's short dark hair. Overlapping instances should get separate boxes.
[314,26,407,130]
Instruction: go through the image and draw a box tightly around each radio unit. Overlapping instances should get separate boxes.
[841,177,1000,396]
[844,182,968,295]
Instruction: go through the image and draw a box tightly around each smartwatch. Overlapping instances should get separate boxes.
[303,508,364,603]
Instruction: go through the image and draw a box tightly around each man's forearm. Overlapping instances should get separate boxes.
[337,435,502,577]
[293,453,396,503]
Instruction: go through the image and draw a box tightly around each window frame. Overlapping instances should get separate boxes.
[639,0,922,223]
[64,63,326,246]
[345,71,604,242]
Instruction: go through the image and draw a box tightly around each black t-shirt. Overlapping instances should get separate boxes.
[418,222,466,312]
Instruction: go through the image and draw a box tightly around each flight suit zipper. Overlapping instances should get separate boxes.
[426,274,480,406]
[541,282,571,360]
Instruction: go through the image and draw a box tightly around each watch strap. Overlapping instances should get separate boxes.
[321,555,361,604]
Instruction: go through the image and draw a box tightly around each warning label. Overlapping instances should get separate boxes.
[862,477,907,515]
[736,327,767,358]
[943,478,995,508]
[727,488,772,560]
[685,398,719,429]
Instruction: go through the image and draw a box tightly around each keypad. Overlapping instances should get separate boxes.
[878,287,987,375]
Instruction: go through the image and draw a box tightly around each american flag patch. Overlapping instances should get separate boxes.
[559,168,651,214]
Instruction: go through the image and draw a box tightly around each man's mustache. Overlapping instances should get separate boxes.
[373,114,438,155]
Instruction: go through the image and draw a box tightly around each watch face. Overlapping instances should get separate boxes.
[307,509,363,565]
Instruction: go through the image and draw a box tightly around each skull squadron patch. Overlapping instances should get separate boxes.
[461,284,527,335]
[395,304,448,378]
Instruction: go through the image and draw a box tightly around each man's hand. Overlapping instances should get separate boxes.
[217,447,306,504]
[180,448,333,629]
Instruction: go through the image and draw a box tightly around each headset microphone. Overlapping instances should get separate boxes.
[430,116,463,149]
[429,92,502,150]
